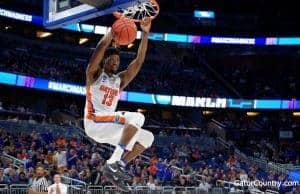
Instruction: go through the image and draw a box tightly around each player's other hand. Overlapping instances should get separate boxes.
[140,17,151,34]
[111,30,119,47]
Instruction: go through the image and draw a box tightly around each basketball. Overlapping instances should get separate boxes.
[112,18,137,46]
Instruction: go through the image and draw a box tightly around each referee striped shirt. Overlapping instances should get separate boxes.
[31,177,49,192]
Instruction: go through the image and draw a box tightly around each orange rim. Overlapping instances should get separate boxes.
[113,0,160,22]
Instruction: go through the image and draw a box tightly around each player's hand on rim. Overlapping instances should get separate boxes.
[140,17,151,34]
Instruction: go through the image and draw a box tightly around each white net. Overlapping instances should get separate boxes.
[113,0,159,22]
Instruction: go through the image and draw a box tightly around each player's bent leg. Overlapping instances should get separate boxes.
[122,142,147,163]
[136,128,154,149]
[106,123,138,164]
[84,117,134,191]
[106,112,145,164]
[101,112,149,187]
[122,112,145,128]
[107,128,154,183]
[122,128,154,164]
[104,122,141,184]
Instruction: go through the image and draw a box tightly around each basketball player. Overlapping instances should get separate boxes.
[84,18,153,191]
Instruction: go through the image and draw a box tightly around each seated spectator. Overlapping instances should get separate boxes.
[18,172,28,184]
[239,169,248,181]
[45,151,54,165]
[56,137,67,147]
[132,176,143,187]
[8,169,19,183]
[148,163,157,177]
[198,177,211,192]
[4,163,14,175]
[147,175,156,190]
[28,116,37,124]
[16,164,26,175]
[67,149,78,169]
[17,149,28,160]
[54,148,67,173]
[191,147,201,162]
[0,168,9,184]
[174,176,188,193]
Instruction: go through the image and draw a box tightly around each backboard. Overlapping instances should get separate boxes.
[43,0,148,29]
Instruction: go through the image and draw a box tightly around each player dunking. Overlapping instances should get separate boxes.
[84,19,153,191]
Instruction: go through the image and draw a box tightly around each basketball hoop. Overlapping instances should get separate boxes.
[113,0,160,22]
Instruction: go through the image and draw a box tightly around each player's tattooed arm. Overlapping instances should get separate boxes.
[86,30,113,85]
[119,18,151,90]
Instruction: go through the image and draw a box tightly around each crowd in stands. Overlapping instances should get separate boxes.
[215,112,300,165]
[206,53,299,98]
[244,139,299,165]
[0,32,229,97]
[1,31,298,98]
[1,90,299,173]
[0,117,298,193]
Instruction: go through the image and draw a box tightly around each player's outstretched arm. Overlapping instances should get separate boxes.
[120,18,151,90]
[86,30,113,85]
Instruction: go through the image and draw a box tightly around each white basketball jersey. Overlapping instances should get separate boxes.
[85,72,121,115]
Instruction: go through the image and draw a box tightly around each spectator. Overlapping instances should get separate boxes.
[191,147,201,162]
[56,137,67,147]
[67,149,78,169]
[132,176,143,187]
[45,151,54,165]
[27,167,35,184]
[198,177,211,192]
[239,170,248,181]
[16,164,26,174]
[147,175,156,190]
[0,168,9,184]
[18,172,28,184]
[90,166,102,185]
[17,149,28,161]
[54,148,67,173]
[8,169,19,183]
[91,151,101,164]
[4,163,13,175]
[174,176,188,193]
[25,158,35,169]
[28,116,37,124]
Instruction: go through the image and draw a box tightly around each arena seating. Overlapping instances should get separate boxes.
[0,32,228,97]
[1,31,298,98]
[0,118,297,193]
[212,112,300,165]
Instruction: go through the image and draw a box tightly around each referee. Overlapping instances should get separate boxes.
[30,166,49,193]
